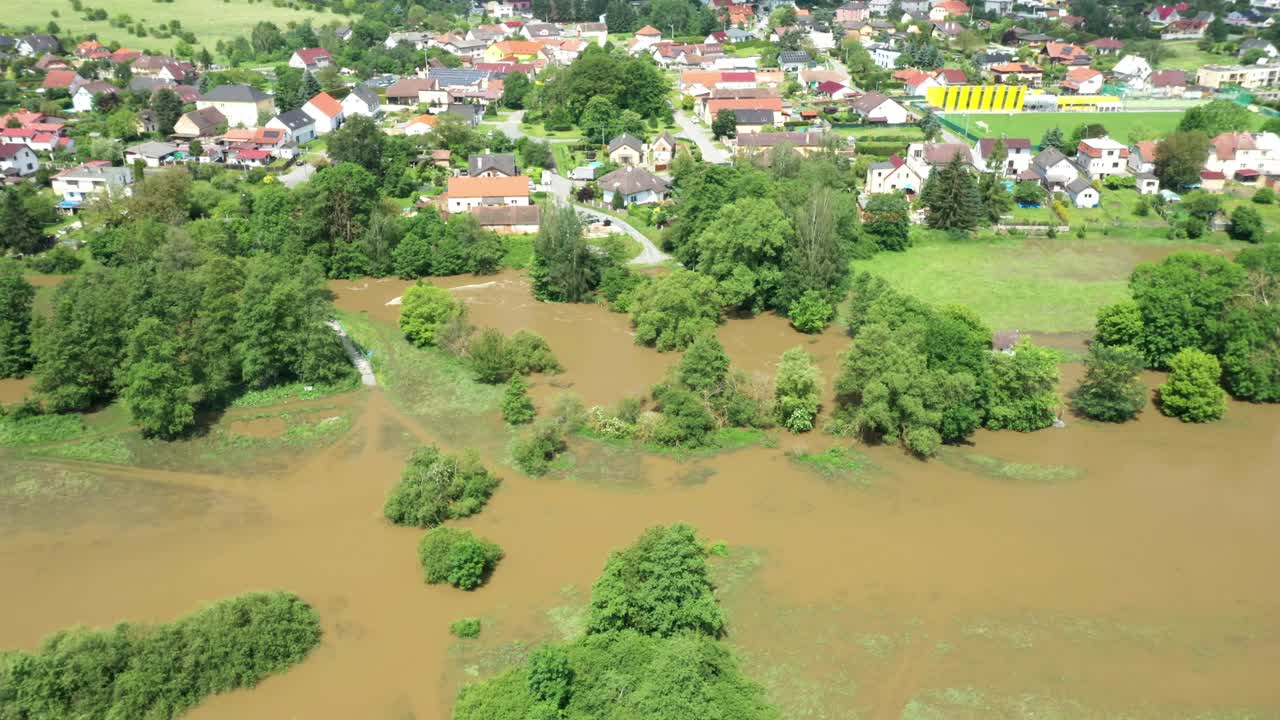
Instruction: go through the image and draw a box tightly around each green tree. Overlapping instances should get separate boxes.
[687,197,792,312]
[34,270,131,412]
[1040,127,1066,152]
[1013,180,1046,206]
[919,112,940,141]
[579,95,620,144]
[605,0,637,32]
[780,187,852,310]
[677,333,729,396]
[921,154,981,232]
[393,208,446,278]
[712,108,737,140]
[531,204,598,302]
[1159,347,1226,422]
[1220,244,1280,402]
[188,256,243,405]
[789,290,834,333]
[120,316,196,439]
[418,527,504,590]
[1071,343,1147,422]
[1155,131,1212,191]
[985,339,1060,432]
[236,257,348,388]
[301,70,321,99]
[1094,300,1144,348]
[501,70,532,109]
[629,268,724,351]
[326,115,385,175]
[977,166,1011,223]
[586,524,725,638]
[1227,205,1265,243]
[863,193,911,251]
[528,646,574,709]
[1129,252,1246,368]
[774,346,821,432]
[150,88,183,135]
[0,260,36,378]
[250,20,286,55]
[399,283,464,348]
[1178,99,1254,136]
[502,374,536,424]
[0,188,48,255]
[383,446,500,527]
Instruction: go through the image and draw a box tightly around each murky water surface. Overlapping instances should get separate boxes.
[2,271,1277,719]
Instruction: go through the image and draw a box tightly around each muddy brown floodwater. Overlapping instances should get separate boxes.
[2,271,1279,719]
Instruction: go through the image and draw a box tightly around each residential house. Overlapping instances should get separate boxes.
[778,51,814,72]
[1042,42,1091,66]
[932,21,966,43]
[598,166,669,205]
[974,50,1015,70]
[196,85,274,128]
[51,163,133,212]
[895,68,943,95]
[930,0,970,20]
[227,148,272,168]
[1197,63,1280,89]
[468,152,518,177]
[289,47,332,71]
[485,39,543,62]
[631,26,664,54]
[1226,9,1274,28]
[608,135,646,165]
[864,154,925,194]
[385,32,429,49]
[385,78,439,107]
[734,108,776,134]
[726,28,754,42]
[1129,140,1158,174]
[1065,177,1100,208]
[1075,137,1130,179]
[0,145,39,178]
[703,97,783,125]
[16,34,60,57]
[41,70,84,94]
[933,68,968,86]
[1146,3,1189,25]
[1062,67,1104,94]
[446,104,482,127]
[870,43,904,69]
[341,84,381,118]
[579,23,608,46]
[815,80,856,100]
[1162,19,1208,39]
[851,92,912,124]
[124,141,181,167]
[705,31,730,45]
[650,131,677,168]
[267,109,318,144]
[990,62,1043,86]
[71,81,117,113]
[174,107,228,138]
[74,39,107,58]
[1021,147,1082,192]
[904,142,973,179]
[35,54,71,72]
[131,56,196,83]
[1086,37,1124,55]
[521,23,560,40]
[1111,54,1153,89]
[974,137,1033,176]
[1150,69,1191,95]
[1239,39,1279,59]
[445,174,531,213]
[1136,173,1160,195]
[303,92,344,134]
[838,1,871,23]
[1203,131,1280,177]
[403,114,438,136]
[1199,169,1227,192]
[868,0,894,14]
[472,205,541,234]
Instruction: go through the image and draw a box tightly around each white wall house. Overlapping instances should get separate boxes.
[445,175,531,213]
[1075,137,1130,179]
[196,85,274,128]
[0,144,39,177]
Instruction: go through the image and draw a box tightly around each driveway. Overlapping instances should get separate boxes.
[279,161,315,189]
[673,109,731,164]
[542,170,671,265]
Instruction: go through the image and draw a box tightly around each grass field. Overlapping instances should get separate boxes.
[1158,40,1235,71]
[941,111,1191,144]
[850,232,1246,333]
[7,0,339,55]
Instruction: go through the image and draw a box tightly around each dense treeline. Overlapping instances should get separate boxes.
[835,273,1060,456]
[0,592,321,720]
[1089,246,1280,420]
[454,524,777,719]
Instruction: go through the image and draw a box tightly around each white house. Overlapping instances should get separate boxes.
[1075,137,1130,179]
[124,141,180,167]
[51,164,133,212]
[196,85,274,128]
[1111,54,1153,89]
[865,155,925,194]
[341,84,381,117]
[289,48,332,71]
[266,109,318,145]
[0,144,39,177]
[598,166,669,205]
[630,26,663,54]
[445,175,531,213]
[1023,147,1082,193]
[71,81,116,113]
[1062,67,1104,94]
[850,92,912,125]
[302,92,344,134]
[973,137,1033,176]
[1066,177,1100,208]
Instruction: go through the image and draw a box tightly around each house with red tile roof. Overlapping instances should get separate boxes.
[1062,67,1104,94]
[1041,42,1091,66]
[289,47,332,71]
[41,70,84,93]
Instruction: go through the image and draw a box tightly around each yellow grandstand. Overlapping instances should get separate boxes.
[925,85,1027,112]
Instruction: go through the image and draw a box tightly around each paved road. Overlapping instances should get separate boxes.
[540,170,671,265]
[279,161,315,189]
[326,320,376,386]
[673,109,731,164]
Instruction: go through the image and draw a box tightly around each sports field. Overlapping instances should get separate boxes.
[8,0,338,54]
[940,111,1191,144]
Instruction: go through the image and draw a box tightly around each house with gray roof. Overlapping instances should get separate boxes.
[469,152,518,177]
[341,84,381,117]
[51,164,134,212]
[734,108,776,133]
[778,50,814,72]
[266,109,318,144]
[599,166,669,205]
[124,141,181,167]
[607,134,645,165]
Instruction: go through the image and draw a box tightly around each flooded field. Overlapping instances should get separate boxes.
[2,271,1278,719]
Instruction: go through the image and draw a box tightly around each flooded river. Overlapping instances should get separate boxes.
[2,271,1278,719]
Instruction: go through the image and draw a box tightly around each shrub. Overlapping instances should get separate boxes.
[513,421,568,476]
[508,330,561,375]
[1227,205,1264,243]
[1094,300,1143,348]
[399,284,464,348]
[383,446,501,527]
[774,347,821,433]
[650,385,716,447]
[450,617,482,638]
[1159,347,1226,422]
[788,290,834,333]
[418,527,504,590]
[469,327,514,383]
[677,333,729,396]
[1252,187,1275,204]
[0,592,320,720]
[629,269,723,351]
[502,375,536,425]
[28,245,84,274]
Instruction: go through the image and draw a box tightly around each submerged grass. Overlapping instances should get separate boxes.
[940,450,1083,485]
[0,413,88,447]
[229,378,359,409]
[28,435,134,464]
[786,446,877,488]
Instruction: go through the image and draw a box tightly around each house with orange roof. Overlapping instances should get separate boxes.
[41,70,84,94]
[485,39,543,62]
[990,61,1043,86]
[1041,41,1091,66]
[445,175,531,213]
[403,114,438,136]
[929,0,969,20]
[302,92,344,134]
[1061,67,1103,94]
[631,26,663,54]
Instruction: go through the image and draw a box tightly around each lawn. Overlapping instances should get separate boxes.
[1159,40,1235,71]
[8,0,339,55]
[519,122,582,140]
[849,232,1245,333]
[940,111,1191,144]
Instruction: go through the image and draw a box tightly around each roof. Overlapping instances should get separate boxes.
[608,134,645,153]
[1213,131,1257,160]
[1200,169,1226,180]
[1043,42,1090,62]
[273,109,315,131]
[1066,177,1095,194]
[733,108,775,125]
[42,70,80,89]
[636,25,662,36]
[778,50,812,64]
[181,106,227,132]
[923,142,971,165]
[293,47,331,65]
[306,92,343,118]
[447,175,530,198]
[346,84,379,106]
[407,114,438,128]
[1087,37,1125,49]
[494,39,543,55]
[385,77,437,99]
[428,68,491,87]
[200,84,270,103]
[1032,147,1071,169]
[0,145,34,159]
[127,141,179,158]
[934,68,967,84]
[1077,137,1129,157]
[816,80,847,94]
[233,149,271,161]
[57,164,132,184]
[1133,140,1158,162]
[737,131,831,148]
[991,62,1041,73]
[852,91,897,114]
[468,152,518,176]
[1150,69,1188,87]
[1065,67,1102,83]
[472,204,541,226]
[976,137,1031,156]
[599,166,669,196]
